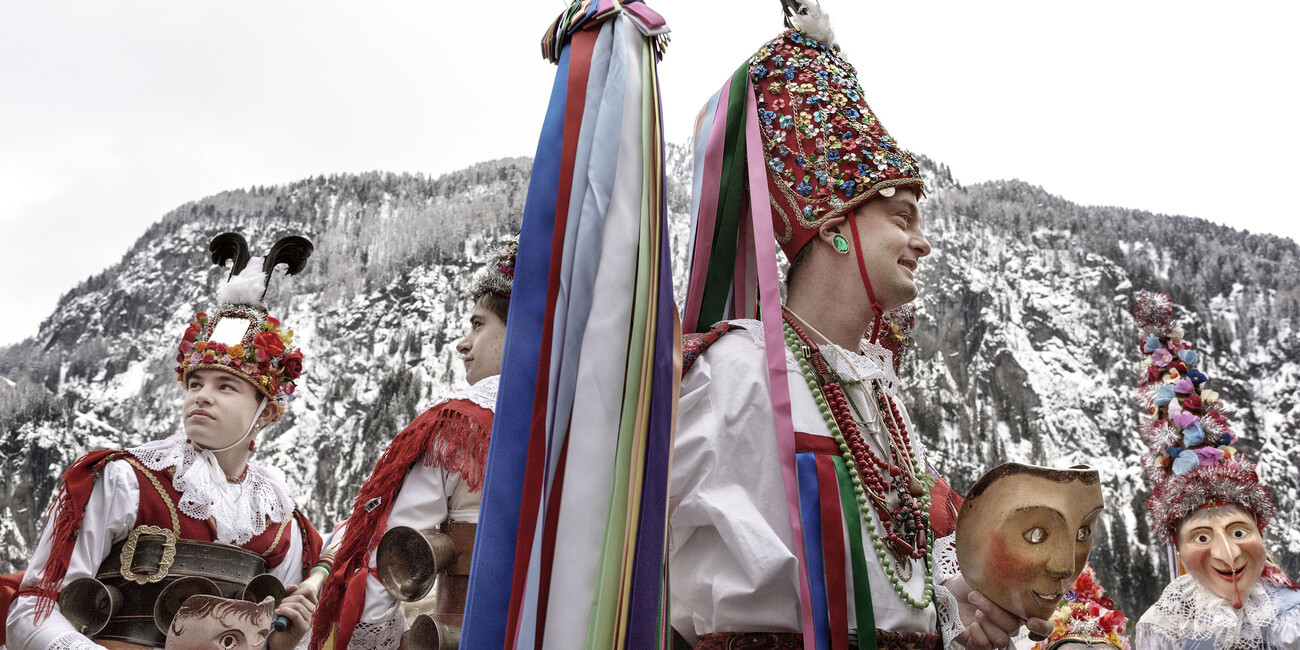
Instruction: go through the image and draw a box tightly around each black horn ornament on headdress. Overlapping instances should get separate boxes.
[176,233,315,414]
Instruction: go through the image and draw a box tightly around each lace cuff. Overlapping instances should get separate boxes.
[933,533,960,585]
[46,632,102,650]
[932,534,967,648]
[346,604,406,650]
[934,580,966,649]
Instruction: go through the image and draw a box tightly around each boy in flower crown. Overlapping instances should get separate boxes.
[6,234,322,650]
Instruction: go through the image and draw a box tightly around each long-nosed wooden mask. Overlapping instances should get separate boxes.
[955,463,1104,621]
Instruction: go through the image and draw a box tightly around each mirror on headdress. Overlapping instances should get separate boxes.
[955,463,1104,621]
[208,315,255,347]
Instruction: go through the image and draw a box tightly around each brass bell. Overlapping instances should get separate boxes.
[59,578,122,637]
[241,573,287,606]
[376,526,458,602]
[153,576,222,635]
[398,614,461,650]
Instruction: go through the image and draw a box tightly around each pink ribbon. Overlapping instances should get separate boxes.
[683,82,731,331]
[744,81,817,649]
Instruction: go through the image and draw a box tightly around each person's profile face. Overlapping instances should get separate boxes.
[1175,506,1266,604]
[844,189,930,311]
[956,464,1104,621]
[454,296,507,385]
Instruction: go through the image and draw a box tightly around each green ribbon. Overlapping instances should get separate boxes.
[834,456,875,648]
[697,62,750,328]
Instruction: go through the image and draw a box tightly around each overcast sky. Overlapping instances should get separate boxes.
[2,1,1297,346]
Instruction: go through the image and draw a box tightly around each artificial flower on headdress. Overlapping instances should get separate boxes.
[1132,291,1274,545]
[1033,566,1131,650]
[175,233,313,414]
[469,239,518,299]
[748,27,924,259]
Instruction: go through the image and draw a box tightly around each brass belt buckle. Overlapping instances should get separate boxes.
[118,525,178,584]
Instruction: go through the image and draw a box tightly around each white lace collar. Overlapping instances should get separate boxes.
[446,374,500,412]
[1139,573,1282,649]
[730,318,902,393]
[127,433,296,546]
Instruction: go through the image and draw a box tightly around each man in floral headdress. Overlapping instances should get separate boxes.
[6,234,323,650]
[310,241,516,649]
[1128,292,1300,649]
[671,4,1046,649]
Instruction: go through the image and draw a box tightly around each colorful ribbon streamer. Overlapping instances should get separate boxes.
[462,2,676,648]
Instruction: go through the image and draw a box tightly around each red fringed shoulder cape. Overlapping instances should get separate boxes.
[311,396,494,650]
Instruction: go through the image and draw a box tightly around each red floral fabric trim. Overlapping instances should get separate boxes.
[681,322,738,377]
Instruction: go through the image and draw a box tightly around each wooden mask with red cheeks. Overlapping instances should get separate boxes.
[1175,505,1267,605]
[165,595,276,650]
[955,464,1104,621]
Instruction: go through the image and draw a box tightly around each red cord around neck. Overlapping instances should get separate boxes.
[846,213,885,343]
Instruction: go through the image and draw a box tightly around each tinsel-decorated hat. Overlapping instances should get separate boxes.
[1033,566,1131,650]
[175,233,314,414]
[750,1,925,260]
[469,240,518,299]
[1133,291,1274,545]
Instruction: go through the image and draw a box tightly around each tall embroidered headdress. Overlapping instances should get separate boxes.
[749,24,925,260]
[175,233,314,414]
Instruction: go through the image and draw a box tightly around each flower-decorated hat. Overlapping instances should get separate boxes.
[469,240,518,299]
[1132,292,1274,545]
[1034,566,1131,650]
[175,233,314,414]
[749,3,925,259]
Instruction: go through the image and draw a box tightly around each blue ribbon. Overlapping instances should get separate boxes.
[797,452,830,650]
[460,42,571,650]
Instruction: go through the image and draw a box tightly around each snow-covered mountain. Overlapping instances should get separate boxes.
[2,146,1297,619]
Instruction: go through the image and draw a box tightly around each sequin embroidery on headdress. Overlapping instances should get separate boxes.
[750,29,925,259]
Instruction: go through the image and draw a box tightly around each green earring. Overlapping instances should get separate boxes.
[832,234,850,254]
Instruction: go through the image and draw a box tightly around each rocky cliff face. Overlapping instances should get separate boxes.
[2,146,1297,619]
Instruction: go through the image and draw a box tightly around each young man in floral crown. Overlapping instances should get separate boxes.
[6,234,323,650]
[309,242,515,649]
[671,6,1050,649]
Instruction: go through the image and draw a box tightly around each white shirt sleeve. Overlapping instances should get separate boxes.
[270,516,306,588]
[349,461,456,649]
[1273,591,1300,646]
[6,460,139,650]
[668,334,802,644]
